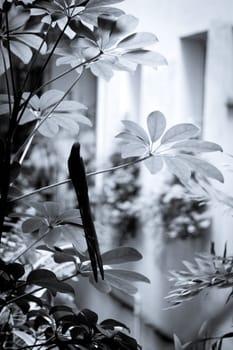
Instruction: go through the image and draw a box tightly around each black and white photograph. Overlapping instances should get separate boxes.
[0,1,233,349]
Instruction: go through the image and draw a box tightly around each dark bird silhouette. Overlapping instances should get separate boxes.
[68,142,104,282]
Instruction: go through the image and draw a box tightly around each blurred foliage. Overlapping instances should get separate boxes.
[158,178,211,240]
[96,152,140,245]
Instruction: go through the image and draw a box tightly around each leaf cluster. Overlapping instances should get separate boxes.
[166,245,233,308]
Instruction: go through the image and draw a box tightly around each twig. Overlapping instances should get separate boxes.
[10,155,150,203]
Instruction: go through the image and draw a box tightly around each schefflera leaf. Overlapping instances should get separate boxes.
[80,246,150,295]
[17,201,84,247]
[56,14,166,81]
[116,110,224,186]
[27,269,74,295]
[19,90,90,138]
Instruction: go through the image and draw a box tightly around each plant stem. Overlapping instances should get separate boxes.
[16,17,71,125]
[6,271,79,306]
[5,9,16,99]
[21,52,102,103]
[11,229,49,263]
[16,339,56,350]
[20,23,52,94]
[10,155,150,203]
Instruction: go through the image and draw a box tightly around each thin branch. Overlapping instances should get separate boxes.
[20,23,52,94]
[22,52,102,101]
[5,8,16,99]
[15,17,72,125]
[10,155,150,203]
[11,229,49,263]
[6,271,79,306]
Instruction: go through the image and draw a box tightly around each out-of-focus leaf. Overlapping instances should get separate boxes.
[178,155,224,183]
[171,140,223,153]
[174,334,184,350]
[38,119,59,137]
[13,331,35,346]
[87,0,124,6]
[105,269,150,283]
[104,273,138,294]
[118,32,157,49]
[107,15,139,48]
[163,156,191,186]
[144,156,163,174]
[43,226,63,245]
[101,247,142,265]
[116,132,143,143]
[58,209,82,225]
[121,142,149,158]
[121,120,150,144]
[122,50,167,67]
[147,111,166,142]
[10,41,32,64]
[161,123,200,144]
[10,161,21,182]
[17,34,47,53]
[90,61,114,80]
[89,275,112,293]
[22,217,45,233]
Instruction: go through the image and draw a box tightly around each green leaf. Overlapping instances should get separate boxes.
[171,140,223,153]
[163,156,191,186]
[161,123,200,144]
[118,32,157,49]
[147,111,166,142]
[105,269,150,283]
[27,269,74,294]
[102,247,142,265]
[178,155,224,183]
[144,156,163,174]
[121,120,150,144]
